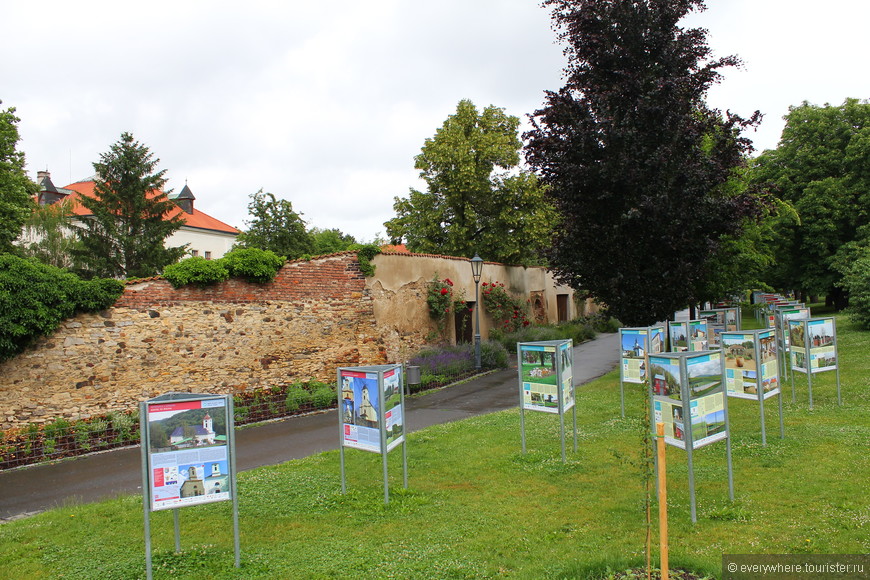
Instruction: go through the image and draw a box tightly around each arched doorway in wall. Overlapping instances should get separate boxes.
[530,291,546,324]
[454,301,474,344]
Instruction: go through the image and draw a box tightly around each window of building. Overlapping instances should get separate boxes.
[191,250,199,257]
[204,251,212,260]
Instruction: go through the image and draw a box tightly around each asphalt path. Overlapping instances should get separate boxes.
[0,332,619,522]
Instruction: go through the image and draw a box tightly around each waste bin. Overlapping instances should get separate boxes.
[405,365,421,395]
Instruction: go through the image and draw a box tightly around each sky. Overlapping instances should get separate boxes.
[3,0,867,241]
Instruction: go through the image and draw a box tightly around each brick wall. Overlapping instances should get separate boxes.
[0,253,391,430]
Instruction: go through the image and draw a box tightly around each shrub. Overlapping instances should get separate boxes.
[109,411,137,443]
[349,243,381,277]
[43,418,71,441]
[590,312,621,333]
[834,243,870,329]
[74,425,91,451]
[480,281,530,332]
[88,418,109,448]
[311,384,336,408]
[426,274,467,336]
[73,278,126,311]
[284,386,311,412]
[163,256,229,288]
[0,255,124,361]
[479,340,509,369]
[409,344,474,376]
[221,248,285,283]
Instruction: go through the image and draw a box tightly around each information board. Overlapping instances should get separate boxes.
[519,340,574,413]
[340,365,404,453]
[142,395,233,511]
[789,317,838,374]
[722,329,780,400]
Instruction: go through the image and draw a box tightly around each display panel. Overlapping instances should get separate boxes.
[145,396,232,511]
[340,369,382,452]
[790,318,838,374]
[686,351,726,448]
[650,351,727,450]
[520,340,574,413]
[669,321,688,352]
[620,328,649,384]
[383,367,405,452]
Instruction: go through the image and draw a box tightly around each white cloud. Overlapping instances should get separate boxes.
[4,0,867,240]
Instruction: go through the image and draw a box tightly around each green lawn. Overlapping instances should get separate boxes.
[1,313,867,579]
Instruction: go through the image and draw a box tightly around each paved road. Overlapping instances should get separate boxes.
[0,333,618,522]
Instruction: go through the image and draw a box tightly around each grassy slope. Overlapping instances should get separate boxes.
[0,314,867,579]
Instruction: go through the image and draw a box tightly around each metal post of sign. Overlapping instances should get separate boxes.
[518,344,527,453]
[553,346,568,464]
[228,396,240,569]
[173,509,181,553]
[756,336,768,446]
[833,318,842,406]
[140,402,154,580]
[648,367,660,498]
[402,439,408,489]
[807,363,814,410]
[620,380,626,418]
[776,388,785,439]
[339,443,346,493]
[722,384,735,502]
[379,368,390,505]
[382,447,390,504]
[400,382,408,490]
[681,357,698,524]
[572,396,578,453]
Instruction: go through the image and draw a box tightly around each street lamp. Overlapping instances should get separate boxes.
[470,254,484,369]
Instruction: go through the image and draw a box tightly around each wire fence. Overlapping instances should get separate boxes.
[1,317,625,471]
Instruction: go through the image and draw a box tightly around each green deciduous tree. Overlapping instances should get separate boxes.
[20,198,79,268]
[72,132,187,278]
[0,103,37,253]
[308,227,357,255]
[524,0,760,325]
[749,98,870,308]
[385,99,556,265]
[233,189,312,259]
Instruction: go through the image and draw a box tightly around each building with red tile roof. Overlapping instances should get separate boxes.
[33,171,239,260]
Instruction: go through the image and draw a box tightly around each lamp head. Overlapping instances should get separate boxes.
[470,254,483,283]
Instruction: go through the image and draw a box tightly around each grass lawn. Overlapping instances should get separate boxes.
[0,312,867,579]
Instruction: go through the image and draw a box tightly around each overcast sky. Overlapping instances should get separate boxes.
[4,1,867,241]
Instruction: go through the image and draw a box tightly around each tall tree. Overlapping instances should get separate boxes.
[0,102,37,253]
[308,227,357,255]
[233,189,312,259]
[749,98,870,308]
[385,99,556,265]
[72,133,186,278]
[524,0,760,325]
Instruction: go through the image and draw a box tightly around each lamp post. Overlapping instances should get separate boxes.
[470,254,484,369]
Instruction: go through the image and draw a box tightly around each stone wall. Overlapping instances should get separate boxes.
[0,251,592,432]
[0,253,390,430]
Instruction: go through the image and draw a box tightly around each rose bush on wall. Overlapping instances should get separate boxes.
[481,281,530,332]
[426,274,468,338]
